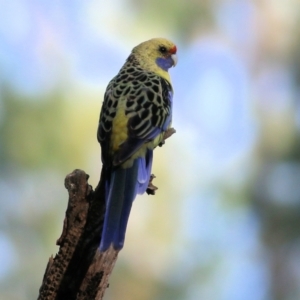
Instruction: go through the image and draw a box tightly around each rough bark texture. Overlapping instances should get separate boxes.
[38,169,119,300]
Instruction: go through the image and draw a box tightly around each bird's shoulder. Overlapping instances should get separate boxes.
[109,63,172,108]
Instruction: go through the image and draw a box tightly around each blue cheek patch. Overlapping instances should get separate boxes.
[156,57,173,71]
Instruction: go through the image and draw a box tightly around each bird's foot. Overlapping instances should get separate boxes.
[159,127,176,147]
[146,174,158,195]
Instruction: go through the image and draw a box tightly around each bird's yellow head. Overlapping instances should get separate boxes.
[131,38,177,81]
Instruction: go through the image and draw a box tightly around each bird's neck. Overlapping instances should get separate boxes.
[126,54,171,83]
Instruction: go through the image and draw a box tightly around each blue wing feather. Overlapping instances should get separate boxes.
[137,149,153,194]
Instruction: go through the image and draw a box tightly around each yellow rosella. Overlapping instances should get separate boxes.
[97,38,177,251]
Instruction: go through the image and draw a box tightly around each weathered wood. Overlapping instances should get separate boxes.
[38,169,118,300]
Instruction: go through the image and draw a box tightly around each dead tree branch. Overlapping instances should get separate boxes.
[38,169,118,300]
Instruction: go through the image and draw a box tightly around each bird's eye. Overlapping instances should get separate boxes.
[159,46,167,54]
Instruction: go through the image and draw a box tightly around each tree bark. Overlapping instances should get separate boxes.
[38,169,118,300]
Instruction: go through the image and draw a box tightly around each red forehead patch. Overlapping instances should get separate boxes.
[169,45,177,54]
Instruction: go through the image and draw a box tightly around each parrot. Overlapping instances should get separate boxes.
[97,38,177,251]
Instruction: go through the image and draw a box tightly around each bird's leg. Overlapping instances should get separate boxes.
[159,127,176,147]
[146,174,158,195]
[149,128,176,195]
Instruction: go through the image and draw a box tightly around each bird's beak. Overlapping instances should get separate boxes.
[171,54,178,67]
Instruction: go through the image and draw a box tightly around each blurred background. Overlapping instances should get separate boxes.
[1,0,300,299]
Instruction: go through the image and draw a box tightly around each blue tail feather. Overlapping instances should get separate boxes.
[100,150,153,251]
[100,168,127,251]
[113,160,139,249]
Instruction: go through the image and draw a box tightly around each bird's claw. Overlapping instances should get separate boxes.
[159,127,176,147]
[146,174,158,195]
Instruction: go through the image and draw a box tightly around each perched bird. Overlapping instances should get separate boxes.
[97,38,177,251]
